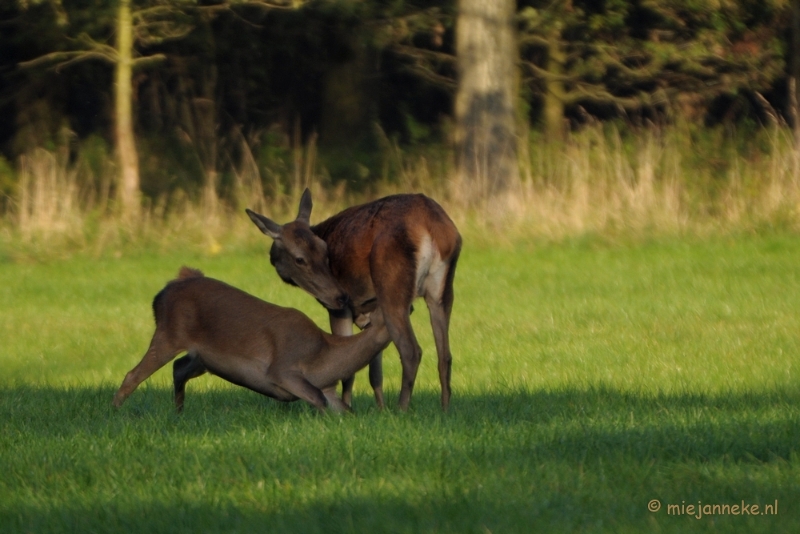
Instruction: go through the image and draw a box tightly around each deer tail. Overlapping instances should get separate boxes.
[177,266,204,280]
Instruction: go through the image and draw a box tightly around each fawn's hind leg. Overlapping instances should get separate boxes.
[173,352,207,412]
[113,331,180,408]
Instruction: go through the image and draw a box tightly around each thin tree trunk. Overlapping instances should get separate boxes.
[792,0,800,154]
[454,0,519,200]
[544,27,566,141]
[115,0,140,217]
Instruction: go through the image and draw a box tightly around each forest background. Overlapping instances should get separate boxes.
[1,0,800,253]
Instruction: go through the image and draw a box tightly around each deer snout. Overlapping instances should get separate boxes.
[315,293,350,311]
[336,293,351,310]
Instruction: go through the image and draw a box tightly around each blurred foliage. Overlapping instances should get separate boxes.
[0,0,796,206]
[518,0,788,133]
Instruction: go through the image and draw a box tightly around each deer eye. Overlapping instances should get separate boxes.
[295,257,306,266]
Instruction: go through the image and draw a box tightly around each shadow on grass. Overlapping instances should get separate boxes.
[7,495,787,534]
[3,384,799,462]
[1,385,798,533]
[0,497,665,534]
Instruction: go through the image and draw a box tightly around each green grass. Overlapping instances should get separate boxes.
[1,233,799,533]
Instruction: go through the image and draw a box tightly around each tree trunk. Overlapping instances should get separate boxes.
[115,0,140,217]
[454,0,519,199]
[543,26,566,141]
[792,0,800,153]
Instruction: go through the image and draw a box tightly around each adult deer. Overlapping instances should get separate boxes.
[246,190,461,411]
[112,267,392,412]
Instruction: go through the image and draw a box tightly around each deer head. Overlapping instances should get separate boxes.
[246,189,349,311]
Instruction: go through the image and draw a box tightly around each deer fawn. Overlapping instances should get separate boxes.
[112,267,391,413]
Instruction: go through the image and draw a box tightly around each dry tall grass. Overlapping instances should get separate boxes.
[451,124,800,242]
[3,124,799,259]
[16,148,84,239]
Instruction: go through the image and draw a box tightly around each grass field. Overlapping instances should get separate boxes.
[1,233,799,533]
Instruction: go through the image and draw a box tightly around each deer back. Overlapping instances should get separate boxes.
[155,276,326,366]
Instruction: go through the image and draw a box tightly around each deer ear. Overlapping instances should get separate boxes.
[296,188,312,224]
[246,209,282,240]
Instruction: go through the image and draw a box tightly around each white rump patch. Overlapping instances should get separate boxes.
[415,233,448,301]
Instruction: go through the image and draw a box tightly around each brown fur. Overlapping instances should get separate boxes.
[177,266,204,280]
[247,190,462,411]
[113,268,391,413]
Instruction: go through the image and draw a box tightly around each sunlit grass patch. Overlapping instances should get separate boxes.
[0,235,798,532]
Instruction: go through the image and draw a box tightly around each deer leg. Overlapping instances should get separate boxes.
[380,305,421,412]
[372,236,420,411]
[279,372,330,413]
[113,331,180,408]
[173,353,207,412]
[329,308,356,407]
[368,351,385,409]
[323,388,353,413]
[426,297,453,412]
[425,251,459,411]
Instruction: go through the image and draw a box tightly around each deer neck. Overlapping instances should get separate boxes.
[321,324,391,381]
